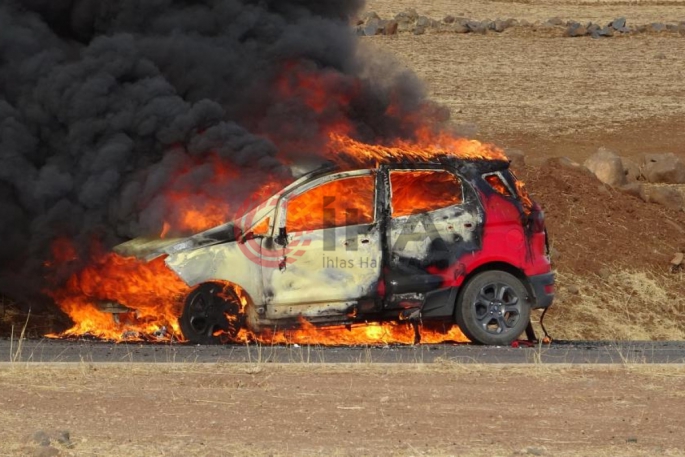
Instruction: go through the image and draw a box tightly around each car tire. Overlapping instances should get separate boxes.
[179,282,244,344]
[455,270,531,345]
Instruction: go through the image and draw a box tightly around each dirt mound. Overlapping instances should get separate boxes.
[520,159,685,276]
[521,159,685,340]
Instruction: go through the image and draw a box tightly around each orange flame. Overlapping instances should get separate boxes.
[49,251,189,341]
[328,131,506,165]
[46,61,510,345]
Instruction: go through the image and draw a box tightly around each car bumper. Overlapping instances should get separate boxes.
[529,272,555,309]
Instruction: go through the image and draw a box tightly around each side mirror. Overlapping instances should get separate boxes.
[275,226,288,246]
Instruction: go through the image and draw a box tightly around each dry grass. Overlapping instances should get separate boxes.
[547,268,685,340]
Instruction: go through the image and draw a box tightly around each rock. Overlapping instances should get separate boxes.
[584,148,627,186]
[617,26,631,33]
[493,19,508,32]
[395,9,417,32]
[566,23,588,37]
[650,22,666,32]
[610,17,627,29]
[443,15,456,24]
[671,252,684,266]
[453,22,470,33]
[394,9,418,22]
[567,285,580,295]
[641,153,685,184]
[619,182,645,200]
[363,18,381,36]
[505,148,526,168]
[621,157,641,181]
[413,25,426,35]
[587,23,600,33]
[397,21,414,33]
[466,20,487,34]
[384,20,398,35]
[667,24,679,32]
[505,18,519,28]
[547,16,564,26]
[416,16,432,28]
[641,186,684,211]
[598,26,613,37]
[519,19,531,27]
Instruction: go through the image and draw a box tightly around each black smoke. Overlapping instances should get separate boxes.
[0,0,447,307]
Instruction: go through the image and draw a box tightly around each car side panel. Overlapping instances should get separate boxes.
[262,224,382,314]
[164,242,265,306]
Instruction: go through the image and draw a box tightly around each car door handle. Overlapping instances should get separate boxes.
[361,239,370,244]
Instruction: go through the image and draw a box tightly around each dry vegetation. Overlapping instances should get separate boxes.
[3,363,685,456]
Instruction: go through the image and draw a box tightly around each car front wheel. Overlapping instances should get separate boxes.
[179,282,244,344]
[455,270,531,345]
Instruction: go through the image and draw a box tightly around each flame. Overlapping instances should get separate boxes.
[390,170,463,217]
[48,249,189,341]
[234,319,468,345]
[287,174,375,232]
[159,153,288,237]
[328,131,506,165]
[46,62,513,345]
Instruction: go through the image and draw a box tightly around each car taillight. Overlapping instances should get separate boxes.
[529,202,546,233]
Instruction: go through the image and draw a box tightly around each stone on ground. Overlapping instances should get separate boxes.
[641,153,685,184]
[641,186,684,211]
[584,147,627,186]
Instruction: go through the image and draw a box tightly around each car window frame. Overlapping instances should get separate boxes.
[388,167,465,218]
[274,169,378,233]
[481,171,516,198]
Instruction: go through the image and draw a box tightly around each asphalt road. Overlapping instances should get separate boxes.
[2,338,685,363]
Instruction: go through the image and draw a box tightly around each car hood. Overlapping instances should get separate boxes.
[114,222,238,261]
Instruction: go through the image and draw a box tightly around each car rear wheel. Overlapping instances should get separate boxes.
[179,282,244,344]
[455,270,531,345]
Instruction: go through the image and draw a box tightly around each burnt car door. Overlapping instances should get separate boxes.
[382,166,482,315]
[261,170,383,319]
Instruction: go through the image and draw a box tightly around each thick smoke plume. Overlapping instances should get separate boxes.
[0,0,448,307]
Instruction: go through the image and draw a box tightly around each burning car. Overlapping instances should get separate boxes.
[110,154,554,346]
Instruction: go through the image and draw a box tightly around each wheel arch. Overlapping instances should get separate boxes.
[458,261,533,305]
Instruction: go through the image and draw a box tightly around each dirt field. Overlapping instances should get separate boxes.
[2,363,685,456]
[362,32,685,161]
[366,0,685,25]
